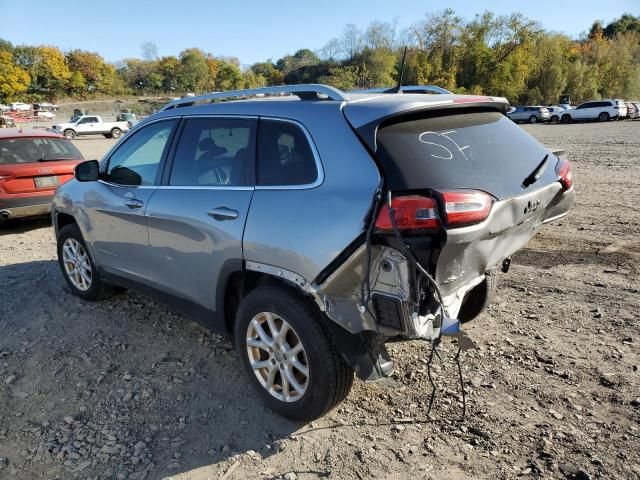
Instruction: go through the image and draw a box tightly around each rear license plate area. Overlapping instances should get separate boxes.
[35,176,59,188]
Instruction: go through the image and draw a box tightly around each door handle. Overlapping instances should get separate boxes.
[125,199,144,209]
[207,206,239,220]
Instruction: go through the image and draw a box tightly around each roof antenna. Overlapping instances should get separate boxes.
[390,46,408,94]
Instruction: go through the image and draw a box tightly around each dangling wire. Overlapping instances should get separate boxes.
[384,191,466,421]
[454,342,466,420]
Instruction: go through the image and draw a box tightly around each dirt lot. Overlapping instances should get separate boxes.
[1,122,639,480]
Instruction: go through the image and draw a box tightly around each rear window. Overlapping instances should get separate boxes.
[257,119,317,186]
[375,110,557,199]
[0,137,83,165]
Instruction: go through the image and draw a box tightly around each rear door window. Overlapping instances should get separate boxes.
[375,110,556,200]
[257,119,318,186]
[169,117,255,186]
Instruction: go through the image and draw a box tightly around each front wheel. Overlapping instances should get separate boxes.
[561,114,572,124]
[529,115,537,124]
[235,285,353,421]
[110,128,122,139]
[57,224,116,301]
[550,115,559,124]
[63,129,76,139]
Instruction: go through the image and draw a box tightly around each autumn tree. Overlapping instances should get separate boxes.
[0,50,30,100]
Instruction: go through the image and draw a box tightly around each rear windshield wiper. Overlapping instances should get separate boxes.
[521,153,550,189]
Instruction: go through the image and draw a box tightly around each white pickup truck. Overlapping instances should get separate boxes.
[52,115,130,139]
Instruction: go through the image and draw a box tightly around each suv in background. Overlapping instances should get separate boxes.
[545,106,566,124]
[625,101,639,119]
[507,106,550,123]
[562,99,627,122]
[51,85,574,420]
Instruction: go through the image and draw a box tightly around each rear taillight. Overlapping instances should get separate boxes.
[435,190,493,228]
[556,159,574,191]
[375,195,440,232]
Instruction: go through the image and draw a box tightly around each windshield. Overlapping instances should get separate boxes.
[376,110,557,199]
[0,137,83,164]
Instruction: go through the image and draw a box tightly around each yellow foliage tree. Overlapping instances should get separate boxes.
[0,51,30,101]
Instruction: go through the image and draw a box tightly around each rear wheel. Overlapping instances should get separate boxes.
[598,112,610,122]
[234,285,353,421]
[57,224,116,301]
[458,273,497,323]
[529,115,537,124]
[63,129,76,139]
[561,114,572,124]
[110,128,122,139]
[550,115,559,124]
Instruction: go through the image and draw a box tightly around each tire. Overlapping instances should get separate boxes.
[458,273,498,323]
[63,129,76,139]
[529,115,537,124]
[550,115,559,124]
[110,128,122,139]
[561,114,572,124]
[598,112,610,122]
[234,285,354,421]
[57,224,116,301]
[103,134,112,138]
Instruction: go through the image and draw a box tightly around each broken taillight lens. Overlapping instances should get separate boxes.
[375,195,440,232]
[436,190,493,228]
[556,158,574,191]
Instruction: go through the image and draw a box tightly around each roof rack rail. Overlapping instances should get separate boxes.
[161,84,347,111]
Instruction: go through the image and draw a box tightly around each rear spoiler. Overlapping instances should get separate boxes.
[350,99,510,152]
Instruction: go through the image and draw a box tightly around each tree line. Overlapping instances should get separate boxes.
[1,11,639,105]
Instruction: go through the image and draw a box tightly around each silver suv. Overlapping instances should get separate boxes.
[53,85,574,420]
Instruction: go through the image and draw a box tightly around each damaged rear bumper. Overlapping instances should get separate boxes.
[307,182,574,381]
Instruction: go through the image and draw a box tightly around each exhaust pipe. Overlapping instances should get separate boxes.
[0,210,11,221]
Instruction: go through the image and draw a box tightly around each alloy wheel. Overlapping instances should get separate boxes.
[62,238,92,291]
[246,311,309,402]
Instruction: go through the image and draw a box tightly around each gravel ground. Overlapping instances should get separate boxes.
[1,122,639,480]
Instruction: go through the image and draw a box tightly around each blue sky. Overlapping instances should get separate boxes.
[1,0,638,66]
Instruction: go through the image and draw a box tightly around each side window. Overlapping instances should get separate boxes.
[257,119,318,186]
[169,117,254,186]
[105,120,176,186]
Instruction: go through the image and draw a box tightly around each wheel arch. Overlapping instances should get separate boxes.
[221,265,317,335]
[54,210,77,236]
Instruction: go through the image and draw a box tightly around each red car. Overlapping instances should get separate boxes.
[0,128,84,222]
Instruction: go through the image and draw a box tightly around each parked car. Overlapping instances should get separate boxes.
[0,116,16,128]
[116,112,139,128]
[0,104,9,113]
[51,85,574,420]
[0,128,84,222]
[10,102,32,112]
[507,106,551,123]
[52,115,130,139]
[561,99,627,122]
[625,102,639,119]
[35,111,56,120]
[545,106,566,123]
[33,102,58,111]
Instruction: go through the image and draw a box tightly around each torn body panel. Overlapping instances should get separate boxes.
[312,244,454,341]
[435,182,574,297]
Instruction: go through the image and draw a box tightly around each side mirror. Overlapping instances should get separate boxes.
[75,160,100,182]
